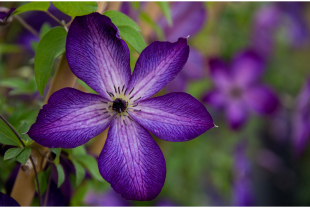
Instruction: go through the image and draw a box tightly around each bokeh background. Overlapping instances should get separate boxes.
[1,1,310,206]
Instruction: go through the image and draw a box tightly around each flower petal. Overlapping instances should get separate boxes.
[165,73,187,92]
[226,100,248,130]
[129,92,215,142]
[128,38,189,101]
[202,89,226,109]
[0,7,15,25]
[66,13,131,99]
[98,118,166,201]
[182,48,205,79]
[231,50,265,86]
[158,2,207,42]
[208,58,231,89]
[244,85,279,115]
[0,192,19,206]
[28,88,113,148]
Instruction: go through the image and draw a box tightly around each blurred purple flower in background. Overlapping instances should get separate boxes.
[84,189,130,206]
[120,2,207,93]
[0,7,15,25]
[252,2,309,60]
[232,141,254,206]
[0,192,20,206]
[203,50,279,130]
[157,2,207,92]
[292,79,310,155]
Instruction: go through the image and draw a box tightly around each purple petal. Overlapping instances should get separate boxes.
[202,90,226,109]
[292,79,310,155]
[182,48,205,79]
[128,38,189,101]
[166,48,205,93]
[232,141,254,206]
[84,189,130,206]
[278,2,309,47]
[244,85,279,115]
[208,58,231,89]
[158,2,207,42]
[251,4,280,59]
[66,13,131,99]
[28,88,113,148]
[0,7,15,25]
[129,92,215,142]
[226,100,248,130]
[165,74,187,93]
[98,118,166,201]
[232,179,254,206]
[231,50,265,86]
[41,181,66,206]
[0,192,20,206]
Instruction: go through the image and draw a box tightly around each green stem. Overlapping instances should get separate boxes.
[14,15,40,39]
[43,171,52,206]
[0,114,42,206]
[45,11,66,27]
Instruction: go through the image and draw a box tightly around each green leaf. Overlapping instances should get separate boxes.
[103,10,141,31]
[17,121,32,144]
[140,12,165,41]
[56,164,65,188]
[16,147,31,164]
[75,155,104,182]
[12,2,50,16]
[0,118,22,147]
[0,44,21,54]
[52,2,97,17]
[31,41,38,52]
[76,79,97,94]
[0,78,27,89]
[72,159,85,186]
[0,77,38,96]
[72,145,86,156]
[4,148,24,160]
[50,148,61,156]
[34,169,49,194]
[40,23,52,38]
[118,25,146,54]
[156,2,172,26]
[54,155,60,166]
[34,27,67,96]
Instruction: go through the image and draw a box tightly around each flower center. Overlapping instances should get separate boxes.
[99,85,142,126]
[112,98,127,113]
[230,87,243,98]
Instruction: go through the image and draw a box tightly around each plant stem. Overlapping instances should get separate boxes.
[43,171,52,206]
[0,114,42,206]
[13,15,40,39]
[45,11,66,27]
[30,155,42,206]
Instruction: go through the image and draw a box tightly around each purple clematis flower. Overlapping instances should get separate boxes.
[202,50,279,130]
[0,7,15,25]
[158,2,207,92]
[84,189,130,206]
[232,141,254,206]
[292,79,310,155]
[27,13,215,201]
[0,192,20,206]
[252,2,309,60]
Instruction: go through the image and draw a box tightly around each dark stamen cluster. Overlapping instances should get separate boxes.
[112,98,127,113]
[230,87,243,98]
